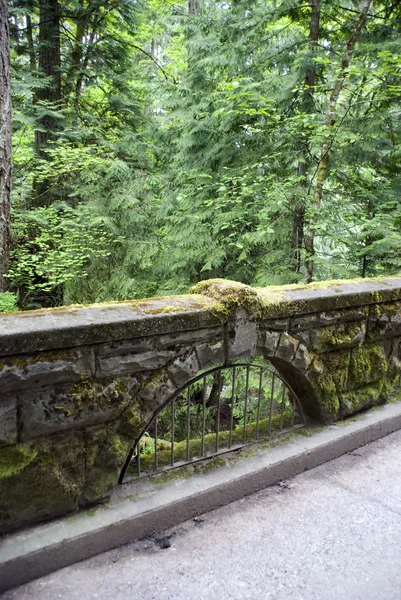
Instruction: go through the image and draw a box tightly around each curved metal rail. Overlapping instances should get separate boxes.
[119,362,306,484]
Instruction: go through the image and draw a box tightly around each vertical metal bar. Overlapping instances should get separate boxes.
[243,366,250,443]
[154,418,158,471]
[280,384,286,430]
[216,371,222,452]
[268,372,275,434]
[137,442,141,477]
[256,367,263,441]
[186,387,191,462]
[291,394,296,427]
[229,367,236,448]
[201,377,206,457]
[171,398,175,466]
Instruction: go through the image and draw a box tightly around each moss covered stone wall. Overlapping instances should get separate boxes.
[1,276,401,533]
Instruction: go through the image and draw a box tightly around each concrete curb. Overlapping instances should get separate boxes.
[2,400,401,594]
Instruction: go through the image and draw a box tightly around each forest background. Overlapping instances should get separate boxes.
[1,0,400,312]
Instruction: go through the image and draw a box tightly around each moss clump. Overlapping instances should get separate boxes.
[190,276,401,321]
[316,322,364,351]
[321,352,351,392]
[349,344,388,387]
[369,302,401,319]
[63,376,133,417]
[313,374,340,416]
[191,279,264,315]
[0,444,38,479]
[339,377,393,416]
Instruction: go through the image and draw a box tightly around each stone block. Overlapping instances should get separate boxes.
[0,432,85,534]
[260,318,290,331]
[291,343,315,374]
[79,425,131,507]
[339,378,390,419]
[309,321,366,352]
[290,308,368,332]
[0,349,95,394]
[256,331,280,357]
[167,351,200,389]
[0,395,17,446]
[135,371,176,419]
[348,344,388,388]
[196,341,225,370]
[367,302,401,340]
[97,350,176,377]
[156,327,223,349]
[227,309,258,360]
[19,377,140,440]
[320,351,351,392]
[275,333,299,362]
[386,337,401,380]
[96,337,155,358]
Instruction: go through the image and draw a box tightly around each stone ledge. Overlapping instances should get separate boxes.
[0,295,225,357]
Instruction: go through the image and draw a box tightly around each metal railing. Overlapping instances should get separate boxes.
[119,361,306,483]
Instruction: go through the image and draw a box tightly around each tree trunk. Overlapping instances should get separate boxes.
[291,0,320,274]
[35,0,61,158]
[304,0,372,283]
[33,0,62,205]
[25,1,36,72]
[188,0,201,16]
[0,0,12,291]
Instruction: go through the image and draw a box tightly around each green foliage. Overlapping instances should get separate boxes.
[8,205,120,307]
[7,0,401,307]
[0,292,18,313]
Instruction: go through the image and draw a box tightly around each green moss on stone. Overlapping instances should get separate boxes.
[349,344,388,387]
[314,373,340,416]
[64,376,131,417]
[316,323,364,350]
[191,279,268,318]
[369,302,401,319]
[339,377,393,416]
[321,352,351,392]
[0,444,38,479]
[0,433,85,534]
[190,276,401,320]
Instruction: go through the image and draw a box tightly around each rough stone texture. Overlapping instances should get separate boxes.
[2,277,401,534]
[367,302,401,340]
[256,331,280,357]
[96,338,155,358]
[19,377,140,441]
[97,350,177,377]
[0,432,85,534]
[156,328,223,349]
[275,333,300,362]
[79,425,132,507]
[167,351,200,389]
[308,320,366,352]
[196,341,225,370]
[290,308,368,331]
[0,395,17,446]
[227,309,258,360]
[0,348,95,394]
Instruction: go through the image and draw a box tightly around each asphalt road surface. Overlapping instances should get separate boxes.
[2,429,401,600]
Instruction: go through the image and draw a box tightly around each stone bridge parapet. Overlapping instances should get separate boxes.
[1,276,401,533]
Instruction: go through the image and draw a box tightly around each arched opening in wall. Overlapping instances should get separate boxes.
[119,360,306,484]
